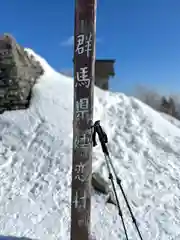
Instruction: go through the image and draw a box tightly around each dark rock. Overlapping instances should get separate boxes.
[92,172,109,194]
[92,172,117,206]
[0,33,44,113]
[106,191,117,206]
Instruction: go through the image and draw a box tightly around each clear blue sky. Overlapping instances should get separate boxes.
[1,0,180,95]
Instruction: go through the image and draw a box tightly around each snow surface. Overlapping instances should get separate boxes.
[161,112,180,129]
[0,49,180,240]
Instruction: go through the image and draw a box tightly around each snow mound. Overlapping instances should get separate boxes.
[0,49,180,240]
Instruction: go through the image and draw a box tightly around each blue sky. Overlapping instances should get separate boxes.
[1,0,180,95]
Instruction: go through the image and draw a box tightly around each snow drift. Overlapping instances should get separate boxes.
[0,49,180,240]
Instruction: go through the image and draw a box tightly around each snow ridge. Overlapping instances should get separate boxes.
[0,49,179,239]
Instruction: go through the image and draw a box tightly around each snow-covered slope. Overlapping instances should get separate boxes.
[0,49,180,240]
[161,112,180,129]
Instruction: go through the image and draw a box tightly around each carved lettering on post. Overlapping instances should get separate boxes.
[73,190,87,209]
[76,97,89,120]
[74,162,86,182]
[76,66,90,88]
[75,33,92,57]
[74,129,92,149]
[71,0,97,240]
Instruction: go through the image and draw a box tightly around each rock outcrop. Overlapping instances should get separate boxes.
[92,172,117,206]
[0,33,44,113]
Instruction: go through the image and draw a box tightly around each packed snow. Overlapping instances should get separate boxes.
[0,49,180,240]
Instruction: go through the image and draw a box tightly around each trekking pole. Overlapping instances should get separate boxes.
[92,120,144,240]
[107,154,143,240]
[92,121,129,240]
[104,154,129,240]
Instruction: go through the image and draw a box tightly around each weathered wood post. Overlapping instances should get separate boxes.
[70,0,96,239]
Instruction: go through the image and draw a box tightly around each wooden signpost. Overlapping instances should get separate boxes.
[70,0,97,239]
